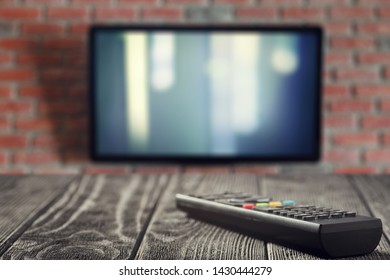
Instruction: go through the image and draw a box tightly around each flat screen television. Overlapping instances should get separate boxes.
[89,25,323,163]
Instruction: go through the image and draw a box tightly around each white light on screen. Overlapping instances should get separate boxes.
[271,48,298,74]
[151,33,175,92]
[124,33,149,151]
[231,34,260,135]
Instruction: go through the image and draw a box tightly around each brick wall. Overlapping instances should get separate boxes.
[0,0,389,174]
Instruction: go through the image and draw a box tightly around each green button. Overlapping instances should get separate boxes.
[256,202,269,207]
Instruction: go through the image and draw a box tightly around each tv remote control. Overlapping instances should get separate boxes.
[176,192,383,258]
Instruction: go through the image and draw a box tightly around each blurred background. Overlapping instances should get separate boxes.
[0,0,389,174]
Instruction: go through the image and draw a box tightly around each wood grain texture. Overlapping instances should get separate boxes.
[1,174,167,260]
[136,173,267,260]
[0,175,76,256]
[350,175,390,240]
[261,174,390,260]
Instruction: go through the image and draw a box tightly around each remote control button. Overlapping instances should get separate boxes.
[282,200,295,206]
[344,211,356,217]
[303,215,315,221]
[269,201,283,207]
[242,203,255,209]
[256,202,269,207]
[316,214,329,219]
[293,213,306,219]
[255,198,272,203]
[330,213,343,218]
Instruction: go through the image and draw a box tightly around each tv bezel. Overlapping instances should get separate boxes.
[89,25,323,164]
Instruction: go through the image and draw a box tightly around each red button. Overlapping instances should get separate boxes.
[243,203,255,209]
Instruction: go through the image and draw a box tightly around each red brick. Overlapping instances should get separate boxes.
[214,0,250,4]
[16,118,60,131]
[0,152,7,165]
[118,0,157,4]
[383,133,390,145]
[0,53,12,64]
[184,166,231,173]
[67,85,87,96]
[69,23,89,34]
[34,135,82,148]
[335,68,378,81]
[47,8,89,19]
[308,0,349,4]
[19,86,63,98]
[282,7,324,20]
[358,23,390,34]
[381,100,390,111]
[334,166,376,174]
[333,132,377,146]
[324,150,359,163]
[355,85,390,96]
[324,85,350,97]
[13,152,61,165]
[0,102,33,114]
[42,38,85,49]
[0,69,35,81]
[262,0,300,4]
[84,166,130,174]
[324,115,355,128]
[0,117,10,131]
[67,54,87,66]
[133,166,180,174]
[325,53,351,65]
[141,8,183,20]
[0,8,40,19]
[234,166,278,174]
[365,150,390,163]
[358,52,390,65]
[324,23,350,35]
[23,0,65,3]
[330,38,374,49]
[362,116,390,128]
[386,68,390,79]
[95,8,136,20]
[236,8,278,19]
[330,7,373,19]
[0,87,12,99]
[64,117,88,131]
[379,8,390,18]
[328,99,373,113]
[0,38,38,49]
[39,101,85,115]
[0,135,28,148]
[18,53,62,66]
[71,0,111,3]
[21,23,65,34]
[41,68,86,82]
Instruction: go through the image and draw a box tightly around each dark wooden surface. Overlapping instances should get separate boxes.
[0,174,389,260]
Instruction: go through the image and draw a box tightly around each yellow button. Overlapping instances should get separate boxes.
[269,201,282,207]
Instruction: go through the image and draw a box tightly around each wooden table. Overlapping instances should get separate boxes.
[0,174,389,260]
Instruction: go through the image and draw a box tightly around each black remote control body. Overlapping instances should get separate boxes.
[176,192,383,258]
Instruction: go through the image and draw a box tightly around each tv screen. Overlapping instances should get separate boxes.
[89,25,323,163]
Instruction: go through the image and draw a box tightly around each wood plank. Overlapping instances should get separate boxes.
[0,175,76,256]
[136,173,267,260]
[261,174,390,260]
[1,174,167,260]
[350,175,390,240]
